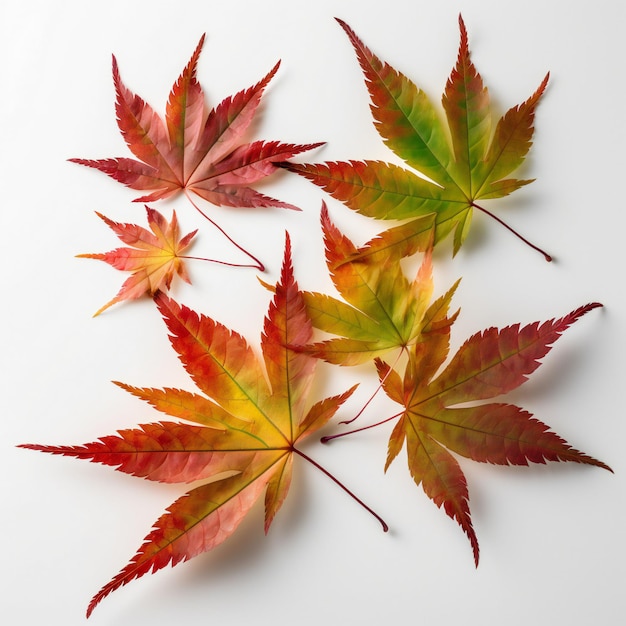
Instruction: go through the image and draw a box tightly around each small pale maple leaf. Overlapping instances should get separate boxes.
[70,35,322,209]
[283,16,551,260]
[20,235,389,617]
[77,207,197,316]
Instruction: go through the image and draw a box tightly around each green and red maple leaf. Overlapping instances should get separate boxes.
[374,302,610,564]
[21,237,393,617]
[284,16,551,260]
[70,35,321,210]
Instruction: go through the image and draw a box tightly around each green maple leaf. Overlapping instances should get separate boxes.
[300,203,457,366]
[284,16,551,260]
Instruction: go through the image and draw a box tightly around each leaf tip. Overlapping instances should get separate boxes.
[458,13,467,36]
[283,229,293,258]
[266,59,281,82]
[335,16,359,45]
[320,199,329,220]
[579,301,603,315]
[92,303,110,317]
[111,53,119,77]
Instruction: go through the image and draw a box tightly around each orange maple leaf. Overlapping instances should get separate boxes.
[78,207,196,316]
[21,235,385,617]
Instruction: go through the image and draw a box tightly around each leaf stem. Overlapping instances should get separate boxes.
[471,202,552,262]
[292,447,388,532]
[179,255,261,269]
[340,349,404,425]
[184,190,265,271]
[321,412,404,444]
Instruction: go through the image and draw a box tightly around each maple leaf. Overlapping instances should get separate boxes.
[328,296,610,564]
[300,203,455,366]
[21,235,387,617]
[77,207,197,316]
[70,35,322,210]
[308,211,609,561]
[283,16,551,260]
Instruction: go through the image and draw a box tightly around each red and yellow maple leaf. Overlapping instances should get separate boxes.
[20,235,389,617]
[70,35,321,209]
[77,207,197,316]
[284,16,551,260]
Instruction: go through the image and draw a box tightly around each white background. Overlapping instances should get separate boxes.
[2,0,624,624]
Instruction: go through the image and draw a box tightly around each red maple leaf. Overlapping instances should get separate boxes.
[70,35,321,209]
[374,302,611,563]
